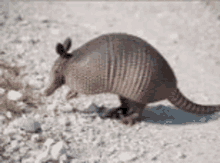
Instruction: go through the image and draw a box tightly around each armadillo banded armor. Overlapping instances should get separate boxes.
[65,34,160,103]
[106,35,152,102]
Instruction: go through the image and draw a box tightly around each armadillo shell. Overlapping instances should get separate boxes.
[64,33,176,104]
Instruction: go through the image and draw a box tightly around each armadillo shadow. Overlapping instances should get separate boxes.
[141,105,220,125]
[84,104,220,125]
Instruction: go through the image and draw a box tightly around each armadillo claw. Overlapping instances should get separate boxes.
[120,113,139,126]
[100,108,123,119]
[66,90,78,101]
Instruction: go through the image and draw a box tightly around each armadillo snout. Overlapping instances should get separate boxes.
[44,79,64,96]
[44,84,59,96]
[44,70,65,96]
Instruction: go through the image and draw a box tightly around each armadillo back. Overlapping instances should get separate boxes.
[64,33,177,104]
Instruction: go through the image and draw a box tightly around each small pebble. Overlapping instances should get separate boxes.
[60,154,68,163]
[0,87,5,95]
[47,102,57,111]
[58,116,68,126]
[10,140,18,150]
[0,115,6,123]
[7,90,22,101]
[118,151,137,162]
[22,158,35,163]
[6,111,12,119]
[63,103,73,112]
[19,118,41,133]
[35,149,50,163]
[28,79,43,90]
[44,138,54,149]
[84,103,99,113]
[31,134,40,142]
[51,141,67,160]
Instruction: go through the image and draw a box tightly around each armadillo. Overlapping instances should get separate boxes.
[44,33,220,125]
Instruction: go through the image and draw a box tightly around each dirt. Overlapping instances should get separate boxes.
[1,1,220,163]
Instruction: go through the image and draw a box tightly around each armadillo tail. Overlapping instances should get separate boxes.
[168,88,220,115]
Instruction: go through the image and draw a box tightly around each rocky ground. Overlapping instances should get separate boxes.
[0,1,220,163]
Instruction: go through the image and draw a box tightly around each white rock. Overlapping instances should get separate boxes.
[19,118,41,133]
[10,140,18,150]
[51,141,67,160]
[0,115,6,123]
[19,142,25,147]
[62,132,72,140]
[14,134,23,141]
[58,117,68,126]
[35,138,55,163]
[16,102,27,111]
[16,101,25,107]
[6,111,12,119]
[118,151,137,162]
[3,127,17,135]
[34,114,40,119]
[28,79,43,90]
[35,149,50,163]
[44,138,54,149]
[0,87,5,95]
[7,90,22,101]
[31,134,40,142]
[60,154,68,163]
[22,158,35,163]
[63,103,73,112]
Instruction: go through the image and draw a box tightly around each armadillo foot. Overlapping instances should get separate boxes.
[121,113,140,126]
[66,90,78,101]
[100,107,124,119]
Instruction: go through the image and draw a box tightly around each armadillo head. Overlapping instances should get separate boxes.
[44,38,72,96]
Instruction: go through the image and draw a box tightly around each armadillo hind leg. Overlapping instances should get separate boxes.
[101,96,145,125]
[120,101,145,126]
[100,96,133,119]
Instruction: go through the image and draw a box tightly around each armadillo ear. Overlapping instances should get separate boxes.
[63,38,71,52]
[56,43,68,57]
[56,43,71,58]
[56,43,65,55]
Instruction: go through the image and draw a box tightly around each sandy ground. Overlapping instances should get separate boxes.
[1,1,220,163]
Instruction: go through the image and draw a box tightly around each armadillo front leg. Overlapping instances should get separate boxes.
[66,90,78,101]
